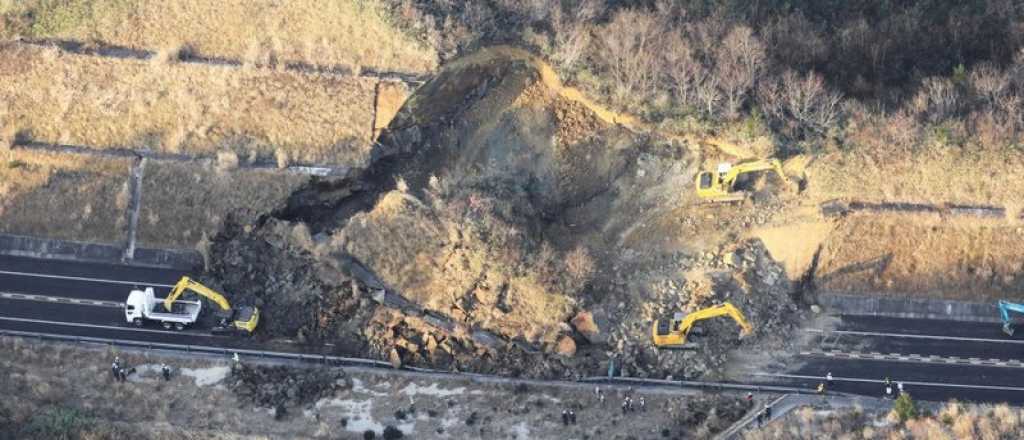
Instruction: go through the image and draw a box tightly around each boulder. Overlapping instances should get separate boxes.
[555,336,577,357]
[571,311,600,341]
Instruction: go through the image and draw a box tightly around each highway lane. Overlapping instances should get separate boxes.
[837,315,1012,340]
[0,254,185,282]
[764,357,1024,405]
[807,331,1024,362]
[0,254,186,301]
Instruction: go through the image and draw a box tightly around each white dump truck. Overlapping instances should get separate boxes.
[125,287,201,330]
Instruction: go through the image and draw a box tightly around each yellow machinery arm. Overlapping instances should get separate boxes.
[652,302,753,348]
[163,276,259,334]
[721,159,788,189]
[164,276,232,312]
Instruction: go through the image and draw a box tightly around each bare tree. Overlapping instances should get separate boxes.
[911,77,960,123]
[662,31,703,109]
[549,0,598,71]
[759,70,842,135]
[595,9,666,103]
[695,75,722,117]
[714,25,767,119]
[969,62,1011,108]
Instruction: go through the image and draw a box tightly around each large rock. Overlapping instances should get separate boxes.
[571,310,610,344]
[555,336,577,357]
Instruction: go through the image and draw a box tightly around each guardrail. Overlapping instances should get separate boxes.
[0,328,815,396]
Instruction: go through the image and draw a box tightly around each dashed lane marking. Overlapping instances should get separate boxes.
[0,269,175,288]
[0,291,122,308]
[804,328,1024,345]
[755,372,1024,392]
[0,316,217,337]
[799,349,1024,369]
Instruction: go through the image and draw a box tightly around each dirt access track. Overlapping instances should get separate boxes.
[205,46,804,381]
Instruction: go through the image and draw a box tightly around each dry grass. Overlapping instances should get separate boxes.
[746,401,1024,439]
[807,147,1024,206]
[0,149,127,243]
[0,42,377,165]
[813,213,1024,300]
[2,0,436,75]
[137,161,309,249]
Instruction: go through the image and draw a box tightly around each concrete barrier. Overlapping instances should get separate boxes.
[0,233,200,270]
[819,292,1000,322]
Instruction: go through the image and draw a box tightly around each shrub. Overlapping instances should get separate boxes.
[893,393,918,422]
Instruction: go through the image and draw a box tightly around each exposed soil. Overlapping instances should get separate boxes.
[206,46,805,381]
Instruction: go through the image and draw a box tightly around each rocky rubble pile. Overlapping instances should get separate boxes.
[230,364,352,410]
[597,239,803,380]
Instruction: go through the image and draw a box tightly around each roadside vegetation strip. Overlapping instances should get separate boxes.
[0,42,379,165]
[2,0,436,77]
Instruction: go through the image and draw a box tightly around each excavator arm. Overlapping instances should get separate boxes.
[676,302,753,337]
[164,276,232,312]
[720,159,788,190]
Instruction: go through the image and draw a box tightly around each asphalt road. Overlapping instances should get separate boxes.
[1,254,1022,404]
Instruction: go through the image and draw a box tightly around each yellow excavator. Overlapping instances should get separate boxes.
[652,302,752,349]
[164,276,259,335]
[695,158,791,203]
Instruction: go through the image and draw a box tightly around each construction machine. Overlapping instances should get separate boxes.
[162,276,259,335]
[998,300,1024,336]
[695,158,791,203]
[652,302,753,349]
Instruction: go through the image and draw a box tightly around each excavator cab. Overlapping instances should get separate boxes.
[652,302,752,349]
[166,276,259,335]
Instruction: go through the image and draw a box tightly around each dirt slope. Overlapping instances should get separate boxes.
[208,46,802,379]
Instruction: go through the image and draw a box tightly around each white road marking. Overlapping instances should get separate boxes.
[0,269,175,288]
[756,372,1024,392]
[800,349,1024,369]
[0,316,217,337]
[0,291,122,308]
[804,327,1024,345]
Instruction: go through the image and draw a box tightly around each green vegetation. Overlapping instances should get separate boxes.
[894,393,919,422]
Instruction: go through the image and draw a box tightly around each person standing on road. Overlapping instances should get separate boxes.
[897,381,904,396]
[569,409,576,425]
[111,359,121,382]
[599,391,605,407]
[765,405,772,420]
[621,398,628,414]
[161,363,171,381]
[826,372,833,389]
[639,396,646,412]
[756,411,764,427]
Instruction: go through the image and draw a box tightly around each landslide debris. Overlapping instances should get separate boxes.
[208,46,802,380]
[230,364,351,412]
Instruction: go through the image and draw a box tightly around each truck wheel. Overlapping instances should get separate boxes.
[162,321,172,330]
[133,318,143,327]
[174,322,185,331]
